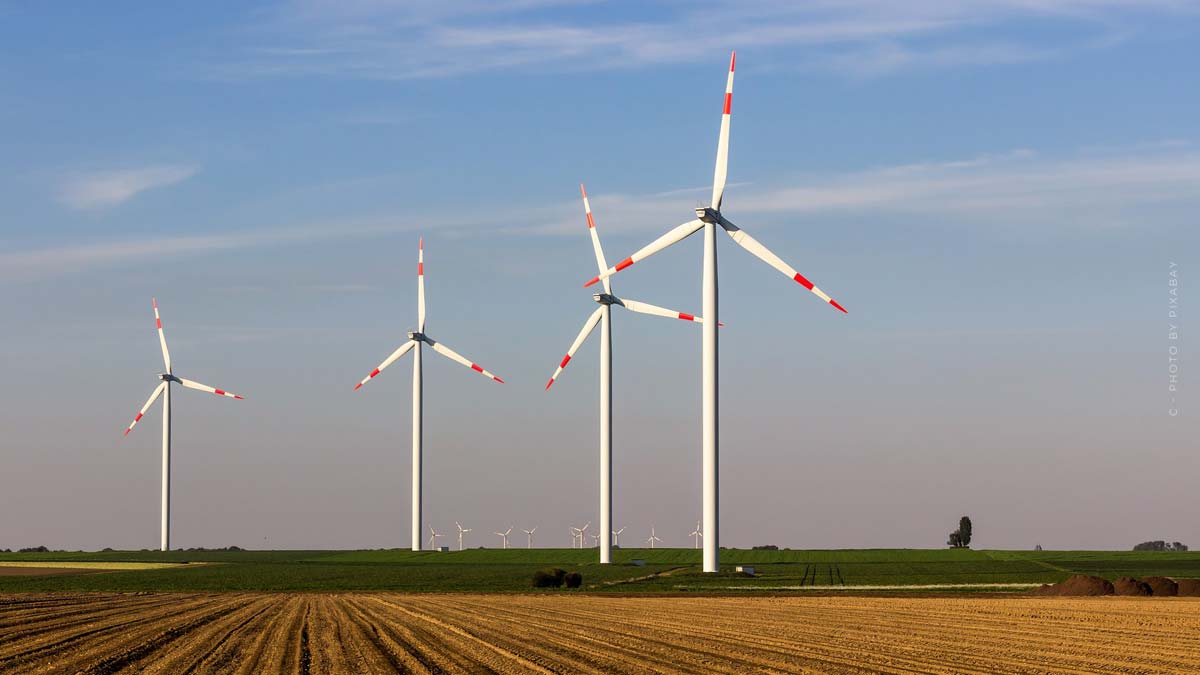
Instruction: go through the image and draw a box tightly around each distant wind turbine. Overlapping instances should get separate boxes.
[456,521,472,551]
[354,239,504,551]
[523,527,537,548]
[427,525,443,550]
[646,526,662,549]
[612,527,626,547]
[494,528,512,549]
[123,299,244,552]
[690,521,703,549]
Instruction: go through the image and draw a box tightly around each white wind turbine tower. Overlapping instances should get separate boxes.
[355,239,505,551]
[646,526,662,549]
[427,525,443,550]
[523,527,537,548]
[494,528,512,549]
[548,184,708,565]
[456,521,472,551]
[690,521,703,549]
[585,52,847,572]
[612,527,626,547]
[123,299,244,552]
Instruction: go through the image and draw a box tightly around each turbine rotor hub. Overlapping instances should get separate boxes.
[593,293,619,306]
[407,331,428,343]
[696,206,720,223]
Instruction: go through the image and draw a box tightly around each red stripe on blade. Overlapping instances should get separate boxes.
[723,93,731,115]
[471,364,483,373]
[615,257,633,271]
[418,262,424,276]
[354,383,363,391]
[678,313,695,321]
[830,299,848,313]
[730,51,736,72]
[494,377,504,384]
[584,276,600,288]
[214,389,225,396]
[560,354,571,368]
[586,212,595,229]
[369,368,380,378]
[156,319,162,329]
[135,413,143,422]
[793,272,814,290]
[545,379,555,390]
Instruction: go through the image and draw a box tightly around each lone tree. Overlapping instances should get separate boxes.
[947,516,973,548]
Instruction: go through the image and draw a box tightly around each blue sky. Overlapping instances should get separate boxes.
[0,1,1196,551]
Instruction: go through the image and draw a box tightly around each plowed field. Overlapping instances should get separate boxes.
[2,593,1198,674]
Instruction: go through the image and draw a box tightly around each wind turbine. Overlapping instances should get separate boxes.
[584,52,847,572]
[494,528,512,549]
[646,526,662,549]
[456,521,472,551]
[590,533,601,547]
[427,525,443,550]
[548,184,707,565]
[690,521,703,549]
[354,239,504,551]
[522,527,537,548]
[612,527,626,547]
[123,299,244,552]
[570,527,581,548]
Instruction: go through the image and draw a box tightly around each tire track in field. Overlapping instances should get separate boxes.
[309,594,404,674]
[349,593,502,673]
[337,593,432,673]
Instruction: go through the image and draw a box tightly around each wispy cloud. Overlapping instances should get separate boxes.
[519,145,1200,235]
[209,0,1195,80]
[8,143,1198,281]
[59,165,200,210]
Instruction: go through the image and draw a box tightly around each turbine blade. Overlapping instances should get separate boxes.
[585,219,704,287]
[418,238,426,332]
[355,340,416,390]
[712,51,736,211]
[581,183,611,294]
[719,217,847,313]
[152,298,171,373]
[618,297,706,324]
[124,382,166,436]
[427,338,504,383]
[545,306,603,390]
[178,377,245,400]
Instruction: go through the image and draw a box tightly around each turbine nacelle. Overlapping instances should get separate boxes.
[158,373,181,383]
[695,206,721,223]
[592,293,621,306]
[407,331,428,343]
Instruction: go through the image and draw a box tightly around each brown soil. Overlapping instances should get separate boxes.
[1177,579,1200,597]
[1114,576,1154,596]
[1143,576,1179,596]
[1029,574,1114,596]
[3,593,1200,674]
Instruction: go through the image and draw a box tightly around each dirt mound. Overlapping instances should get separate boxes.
[1177,579,1200,596]
[1113,576,1153,596]
[1029,575,1114,596]
[1142,576,1178,596]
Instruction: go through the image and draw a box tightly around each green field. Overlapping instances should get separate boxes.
[0,548,1196,593]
